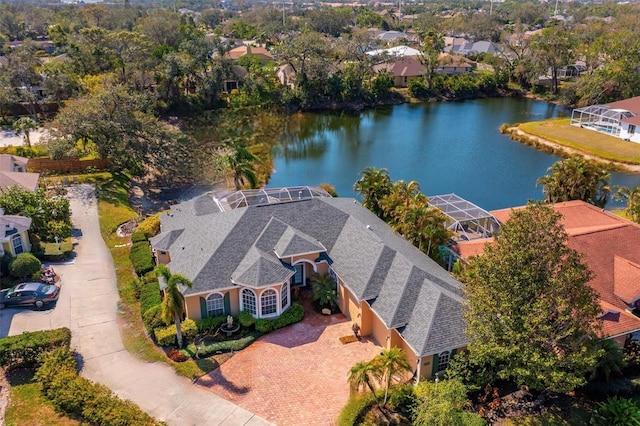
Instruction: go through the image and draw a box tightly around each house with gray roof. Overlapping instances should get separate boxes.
[150,187,468,379]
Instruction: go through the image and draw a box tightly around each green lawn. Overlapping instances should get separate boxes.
[519,119,640,165]
[4,370,82,426]
[96,173,214,379]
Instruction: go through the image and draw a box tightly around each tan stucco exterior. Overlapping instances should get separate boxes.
[154,249,171,265]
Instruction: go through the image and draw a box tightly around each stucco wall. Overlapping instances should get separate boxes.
[154,249,171,265]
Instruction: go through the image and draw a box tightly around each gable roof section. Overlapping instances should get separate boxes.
[0,214,31,241]
[0,154,28,172]
[153,192,466,357]
[233,246,295,287]
[373,56,426,78]
[149,229,184,251]
[605,96,640,115]
[613,256,640,305]
[0,171,39,192]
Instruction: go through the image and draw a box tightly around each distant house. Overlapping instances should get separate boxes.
[443,37,470,53]
[570,95,640,143]
[276,64,296,88]
[0,155,39,192]
[366,45,421,58]
[373,56,426,87]
[453,200,640,346]
[0,209,32,257]
[225,45,274,65]
[437,53,475,75]
[150,187,468,380]
[376,31,408,44]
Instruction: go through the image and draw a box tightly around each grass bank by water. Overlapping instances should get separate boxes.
[516,119,640,167]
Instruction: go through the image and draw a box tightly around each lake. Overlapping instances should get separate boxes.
[268,98,640,210]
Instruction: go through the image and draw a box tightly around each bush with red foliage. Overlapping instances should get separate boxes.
[166,348,189,363]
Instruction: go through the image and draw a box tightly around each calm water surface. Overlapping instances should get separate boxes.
[269,98,640,210]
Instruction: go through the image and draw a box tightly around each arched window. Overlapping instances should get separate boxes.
[281,282,289,310]
[206,293,224,317]
[437,351,450,373]
[12,235,23,255]
[241,288,257,316]
[261,289,278,316]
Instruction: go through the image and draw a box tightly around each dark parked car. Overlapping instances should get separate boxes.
[0,282,59,309]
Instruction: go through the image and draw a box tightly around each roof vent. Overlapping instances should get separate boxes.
[366,225,371,230]
[181,246,185,250]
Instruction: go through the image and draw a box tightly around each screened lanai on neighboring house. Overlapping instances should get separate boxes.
[428,193,501,241]
[570,96,640,143]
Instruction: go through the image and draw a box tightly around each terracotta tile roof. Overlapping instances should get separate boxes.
[599,300,640,338]
[622,115,640,126]
[454,200,640,338]
[613,256,640,304]
[373,56,426,77]
[226,45,273,60]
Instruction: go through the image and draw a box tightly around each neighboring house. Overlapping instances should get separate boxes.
[366,45,422,58]
[0,154,39,192]
[458,41,500,56]
[570,95,640,142]
[276,64,296,88]
[373,56,426,87]
[453,200,640,346]
[225,45,274,65]
[0,209,32,257]
[377,31,408,44]
[437,53,475,75]
[443,37,470,53]
[223,65,248,93]
[150,186,468,380]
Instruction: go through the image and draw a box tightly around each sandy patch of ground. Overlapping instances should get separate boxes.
[511,128,640,173]
[0,129,47,147]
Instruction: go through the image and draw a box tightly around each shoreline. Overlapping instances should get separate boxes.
[506,127,640,174]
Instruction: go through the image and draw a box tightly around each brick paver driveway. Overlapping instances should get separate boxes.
[198,303,381,426]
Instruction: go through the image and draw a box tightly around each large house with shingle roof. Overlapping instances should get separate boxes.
[150,187,468,380]
[454,200,640,346]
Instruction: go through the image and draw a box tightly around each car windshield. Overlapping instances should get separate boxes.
[5,287,15,296]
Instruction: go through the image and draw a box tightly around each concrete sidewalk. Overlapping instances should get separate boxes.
[0,185,274,426]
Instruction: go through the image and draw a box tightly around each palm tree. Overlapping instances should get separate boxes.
[354,167,392,220]
[614,185,640,224]
[348,360,380,405]
[372,348,412,405]
[379,179,423,226]
[155,265,193,348]
[537,155,611,207]
[220,144,260,190]
[13,117,37,148]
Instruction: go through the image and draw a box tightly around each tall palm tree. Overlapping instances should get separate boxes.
[155,264,193,348]
[13,117,37,147]
[614,185,640,224]
[354,167,392,220]
[372,348,412,405]
[220,144,260,190]
[348,360,380,405]
[379,179,423,225]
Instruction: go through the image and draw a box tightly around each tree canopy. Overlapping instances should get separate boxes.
[461,203,602,393]
[537,155,611,208]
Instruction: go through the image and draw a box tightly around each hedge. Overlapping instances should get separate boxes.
[154,319,198,346]
[196,315,237,333]
[238,310,256,327]
[184,331,263,358]
[254,303,305,332]
[130,241,154,276]
[131,230,148,243]
[35,348,163,426]
[337,393,377,426]
[139,278,162,316]
[0,328,71,369]
[136,215,161,238]
[142,304,164,335]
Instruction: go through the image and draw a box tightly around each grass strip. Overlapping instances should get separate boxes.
[519,119,640,165]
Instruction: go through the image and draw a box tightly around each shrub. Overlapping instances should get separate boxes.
[255,318,274,333]
[9,252,42,279]
[197,315,233,333]
[136,215,161,238]
[0,327,71,369]
[154,319,198,346]
[36,347,161,425]
[273,303,304,330]
[184,331,262,358]
[590,397,640,425]
[131,230,148,243]
[142,304,164,335]
[337,393,377,426]
[238,310,256,328]
[139,278,162,315]
[129,242,154,276]
[166,348,189,362]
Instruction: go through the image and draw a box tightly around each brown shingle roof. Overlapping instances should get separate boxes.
[605,96,640,115]
[373,56,426,77]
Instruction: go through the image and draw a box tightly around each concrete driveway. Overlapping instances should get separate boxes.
[0,185,273,426]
